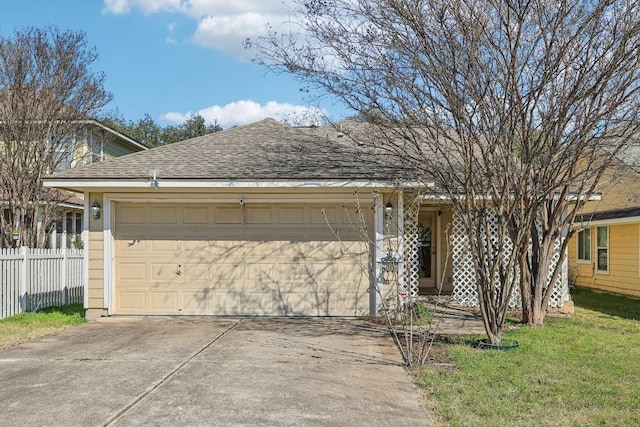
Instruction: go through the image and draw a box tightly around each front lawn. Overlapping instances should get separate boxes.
[415,289,640,426]
[0,304,85,351]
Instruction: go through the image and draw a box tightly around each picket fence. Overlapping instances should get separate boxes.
[0,248,84,319]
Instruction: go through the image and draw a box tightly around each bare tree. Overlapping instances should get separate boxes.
[253,0,640,343]
[0,26,112,248]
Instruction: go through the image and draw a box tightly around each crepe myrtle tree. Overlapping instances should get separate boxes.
[0,26,112,248]
[251,0,640,343]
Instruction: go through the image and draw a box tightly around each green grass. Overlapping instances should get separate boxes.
[0,304,85,350]
[415,289,640,426]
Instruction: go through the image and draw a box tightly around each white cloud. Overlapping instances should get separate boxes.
[166,23,178,44]
[102,0,294,58]
[103,0,289,16]
[103,0,184,15]
[192,13,278,59]
[183,0,286,17]
[162,100,325,128]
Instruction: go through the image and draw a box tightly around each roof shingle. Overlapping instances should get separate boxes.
[47,118,415,182]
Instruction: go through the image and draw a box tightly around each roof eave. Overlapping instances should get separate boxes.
[43,178,433,193]
[82,119,148,151]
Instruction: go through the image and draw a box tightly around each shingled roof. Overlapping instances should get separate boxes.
[46,118,417,182]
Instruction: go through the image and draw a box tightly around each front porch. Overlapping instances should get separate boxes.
[375,191,570,313]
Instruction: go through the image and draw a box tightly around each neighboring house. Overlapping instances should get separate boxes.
[1,119,147,248]
[568,144,640,298]
[44,118,569,319]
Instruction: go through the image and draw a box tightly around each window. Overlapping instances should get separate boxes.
[596,226,608,272]
[577,229,591,262]
[54,134,75,172]
[75,213,82,235]
[90,131,104,163]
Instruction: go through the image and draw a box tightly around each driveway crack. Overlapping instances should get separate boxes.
[102,320,239,426]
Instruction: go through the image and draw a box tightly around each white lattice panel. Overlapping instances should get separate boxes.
[403,195,421,300]
[451,214,479,307]
[547,238,570,307]
[451,213,568,309]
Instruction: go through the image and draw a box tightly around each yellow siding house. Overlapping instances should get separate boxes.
[568,144,640,298]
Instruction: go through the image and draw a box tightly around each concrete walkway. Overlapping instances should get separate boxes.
[0,318,431,427]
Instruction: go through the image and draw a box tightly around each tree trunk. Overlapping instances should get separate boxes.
[519,249,533,325]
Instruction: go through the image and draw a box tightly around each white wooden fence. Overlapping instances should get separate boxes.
[0,248,84,319]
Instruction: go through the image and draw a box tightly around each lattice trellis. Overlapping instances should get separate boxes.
[548,238,570,307]
[402,195,422,300]
[451,213,568,308]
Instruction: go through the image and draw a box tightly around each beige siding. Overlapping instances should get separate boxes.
[87,192,104,309]
[569,223,640,297]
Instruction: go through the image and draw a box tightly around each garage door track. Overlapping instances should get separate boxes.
[0,317,430,426]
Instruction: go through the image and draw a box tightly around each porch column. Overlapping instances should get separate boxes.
[50,223,57,249]
[61,211,68,249]
[36,211,43,248]
[397,190,405,300]
[372,195,385,315]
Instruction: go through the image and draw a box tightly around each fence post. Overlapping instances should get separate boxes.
[20,246,29,312]
[61,248,67,305]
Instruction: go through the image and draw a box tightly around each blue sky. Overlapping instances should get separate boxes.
[0,0,347,128]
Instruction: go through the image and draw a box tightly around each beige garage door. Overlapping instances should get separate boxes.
[114,202,371,316]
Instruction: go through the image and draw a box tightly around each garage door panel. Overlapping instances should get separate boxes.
[151,206,179,224]
[181,262,212,282]
[182,289,214,313]
[118,205,147,224]
[117,291,147,311]
[117,262,148,283]
[149,291,179,310]
[311,206,336,224]
[277,206,306,224]
[114,202,371,316]
[303,262,341,281]
[276,262,310,281]
[246,262,276,282]
[180,239,213,257]
[268,243,305,257]
[214,206,242,224]
[116,235,147,253]
[214,291,289,315]
[246,206,273,224]
[150,238,180,253]
[151,262,180,281]
[183,206,210,224]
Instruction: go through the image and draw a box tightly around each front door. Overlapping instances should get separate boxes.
[418,212,437,290]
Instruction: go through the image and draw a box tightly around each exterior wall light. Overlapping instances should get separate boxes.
[385,201,393,220]
[91,200,101,220]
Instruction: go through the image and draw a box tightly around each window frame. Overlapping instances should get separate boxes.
[90,131,104,163]
[577,228,591,263]
[596,226,609,274]
[53,132,76,172]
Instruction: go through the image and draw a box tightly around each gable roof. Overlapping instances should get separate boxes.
[617,142,640,175]
[83,119,148,151]
[44,118,420,189]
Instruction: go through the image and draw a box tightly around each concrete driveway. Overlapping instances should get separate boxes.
[0,317,431,426]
